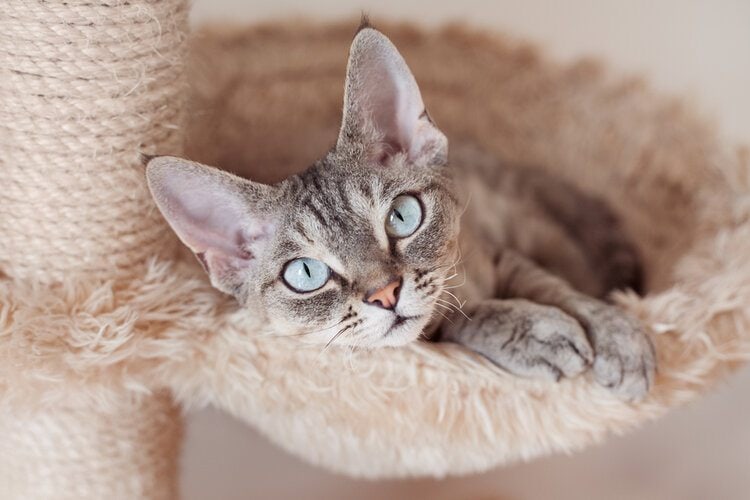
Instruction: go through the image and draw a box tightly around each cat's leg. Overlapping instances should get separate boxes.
[441,298,594,381]
[527,173,644,295]
[493,249,656,400]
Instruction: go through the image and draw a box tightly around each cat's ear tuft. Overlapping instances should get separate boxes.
[146,157,278,296]
[336,27,447,167]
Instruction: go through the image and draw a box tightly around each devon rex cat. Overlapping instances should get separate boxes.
[146,24,656,401]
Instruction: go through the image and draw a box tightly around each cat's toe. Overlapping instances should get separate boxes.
[588,308,656,401]
[524,311,594,381]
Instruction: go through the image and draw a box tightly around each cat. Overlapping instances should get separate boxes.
[146,23,656,401]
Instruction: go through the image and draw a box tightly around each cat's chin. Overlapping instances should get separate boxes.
[364,316,431,348]
[370,330,421,348]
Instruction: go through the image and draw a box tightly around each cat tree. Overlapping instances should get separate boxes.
[2,1,749,498]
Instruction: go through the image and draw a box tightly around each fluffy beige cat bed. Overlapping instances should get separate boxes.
[2,1,749,497]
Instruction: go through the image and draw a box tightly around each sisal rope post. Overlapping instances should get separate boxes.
[0,394,182,499]
[0,1,189,498]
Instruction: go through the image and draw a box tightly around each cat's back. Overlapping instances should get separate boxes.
[450,143,642,297]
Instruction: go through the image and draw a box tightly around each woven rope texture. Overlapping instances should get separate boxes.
[0,0,187,282]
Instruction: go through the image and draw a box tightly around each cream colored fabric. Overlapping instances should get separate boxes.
[1,15,749,492]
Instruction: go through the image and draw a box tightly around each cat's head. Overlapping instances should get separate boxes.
[146,26,460,347]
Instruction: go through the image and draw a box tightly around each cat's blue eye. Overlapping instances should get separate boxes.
[282,257,331,293]
[385,194,423,238]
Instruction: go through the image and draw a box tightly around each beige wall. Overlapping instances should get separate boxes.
[184,2,750,499]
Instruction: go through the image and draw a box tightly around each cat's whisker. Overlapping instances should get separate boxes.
[435,298,457,310]
[433,301,455,313]
[311,321,359,363]
[323,327,348,352]
[442,283,464,290]
[432,244,465,274]
[321,319,362,355]
[346,331,368,368]
[436,297,471,321]
[453,308,472,321]
[344,340,358,369]
[273,317,347,338]
[442,289,465,307]
[432,308,454,324]
[442,268,467,288]
[437,295,462,311]
[459,190,473,218]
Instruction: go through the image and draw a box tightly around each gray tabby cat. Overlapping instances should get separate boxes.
[147,25,656,400]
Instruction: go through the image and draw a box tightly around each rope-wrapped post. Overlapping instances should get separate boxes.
[0,1,188,497]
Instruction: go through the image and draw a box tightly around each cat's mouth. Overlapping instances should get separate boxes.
[382,314,422,339]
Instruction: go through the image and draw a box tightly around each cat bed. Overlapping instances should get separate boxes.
[2,1,750,496]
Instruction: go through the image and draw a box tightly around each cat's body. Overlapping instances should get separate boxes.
[449,143,642,304]
[147,24,655,401]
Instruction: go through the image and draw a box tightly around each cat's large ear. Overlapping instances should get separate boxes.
[336,26,448,166]
[146,157,278,296]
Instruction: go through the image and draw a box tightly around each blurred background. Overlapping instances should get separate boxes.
[184,1,750,499]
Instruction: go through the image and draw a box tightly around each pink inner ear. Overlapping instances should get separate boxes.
[361,52,425,158]
[340,29,447,165]
[163,175,253,261]
[148,157,277,294]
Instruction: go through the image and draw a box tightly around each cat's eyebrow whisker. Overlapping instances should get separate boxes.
[459,190,473,219]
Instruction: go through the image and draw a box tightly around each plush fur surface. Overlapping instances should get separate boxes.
[2,20,749,478]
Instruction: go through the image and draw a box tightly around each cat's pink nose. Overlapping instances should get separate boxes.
[365,278,402,310]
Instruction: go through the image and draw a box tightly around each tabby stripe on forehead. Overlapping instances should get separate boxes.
[294,221,314,244]
[273,240,302,260]
[358,178,372,199]
[380,178,394,197]
[305,200,327,227]
[297,172,311,191]
[320,195,350,231]
[310,178,351,230]
[309,172,325,194]
[308,174,350,228]
[336,181,353,213]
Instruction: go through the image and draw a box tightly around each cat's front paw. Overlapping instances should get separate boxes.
[442,299,594,383]
[514,306,596,382]
[582,304,656,401]
[479,301,595,382]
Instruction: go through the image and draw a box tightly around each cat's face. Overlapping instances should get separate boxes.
[147,26,460,347]
[255,153,459,347]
